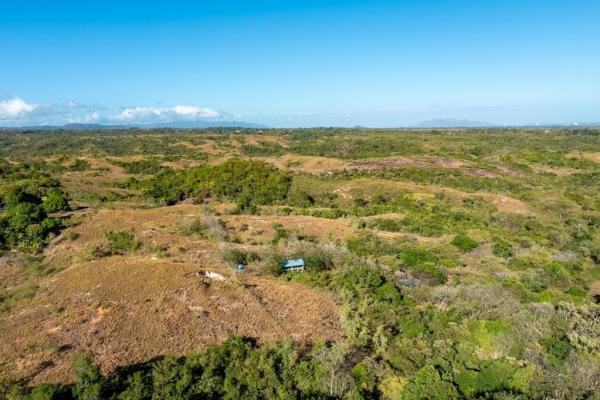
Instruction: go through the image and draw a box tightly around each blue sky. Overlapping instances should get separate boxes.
[1,0,599,127]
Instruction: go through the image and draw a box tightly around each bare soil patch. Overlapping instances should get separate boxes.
[259,155,350,174]
[0,257,340,384]
[221,214,354,243]
[569,151,600,163]
[335,178,529,214]
[1,204,343,383]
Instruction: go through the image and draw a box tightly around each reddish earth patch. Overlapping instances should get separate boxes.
[0,257,341,384]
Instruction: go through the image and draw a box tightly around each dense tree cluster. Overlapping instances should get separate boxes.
[0,186,69,252]
[140,159,292,211]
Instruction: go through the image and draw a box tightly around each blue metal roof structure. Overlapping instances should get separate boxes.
[282,259,305,269]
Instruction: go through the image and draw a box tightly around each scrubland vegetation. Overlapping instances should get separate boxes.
[1,128,599,399]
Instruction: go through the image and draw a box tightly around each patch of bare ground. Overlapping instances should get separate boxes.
[0,256,341,384]
[530,164,574,176]
[362,212,405,220]
[259,155,500,177]
[590,280,600,298]
[178,140,227,156]
[348,156,500,177]
[43,204,211,264]
[337,178,530,214]
[58,157,137,197]
[159,159,205,170]
[243,135,288,147]
[370,230,441,243]
[258,155,350,174]
[221,214,354,243]
[1,204,342,383]
[480,194,529,214]
[568,151,600,163]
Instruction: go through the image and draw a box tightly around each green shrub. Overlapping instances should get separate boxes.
[113,159,167,175]
[262,251,285,275]
[451,234,479,252]
[302,247,335,272]
[521,271,547,292]
[455,360,529,398]
[223,247,256,267]
[271,223,289,244]
[565,286,587,297]
[180,219,210,238]
[42,188,70,213]
[72,354,103,400]
[142,159,292,207]
[400,248,447,284]
[368,218,403,232]
[347,231,398,257]
[542,337,572,365]
[492,237,514,258]
[400,365,460,400]
[69,158,91,172]
[103,231,140,256]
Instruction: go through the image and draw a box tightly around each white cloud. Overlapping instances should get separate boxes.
[113,105,220,122]
[0,97,37,120]
[68,112,100,124]
[0,96,224,126]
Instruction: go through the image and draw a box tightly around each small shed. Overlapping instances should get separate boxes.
[282,259,305,271]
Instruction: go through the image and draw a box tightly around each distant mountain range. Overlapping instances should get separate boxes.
[413,118,497,128]
[413,119,600,128]
[0,120,269,131]
[1,119,598,131]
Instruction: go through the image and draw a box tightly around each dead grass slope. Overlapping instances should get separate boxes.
[1,204,342,384]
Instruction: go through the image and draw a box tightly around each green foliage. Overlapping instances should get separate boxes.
[400,248,448,284]
[69,158,91,172]
[1,186,66,252]
[52,337,351,400]
[112,158,168,175]
[366,217,403,232]
[241,141,285,156]
[565,285,587,297]
[400,365,459,400]
[42,188,70,213]
[302,246,335,272]
[337,264,405,348]
[222,247,257,267]
[492,237,513,258]
[72,354,103,400]
[99,231,141,256]
[346,231,397,257]
[28,383,62,400]
[542,337,572,364]
[455,360,529,398]
[451,234,479,252]
[271,223,289,244]
[262,251,286,275]
[142,159,291,208]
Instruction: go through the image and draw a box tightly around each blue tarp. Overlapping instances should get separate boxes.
[282,259,305,269]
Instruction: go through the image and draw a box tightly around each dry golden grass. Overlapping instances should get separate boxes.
[568,151,600,163]
[0,204,342,383]
[530,164,575,177]
[258,154,493,177]
[221,214,355,244]
[332,178,529,214]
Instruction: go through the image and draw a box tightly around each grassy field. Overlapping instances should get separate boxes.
[1,128,599,399]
